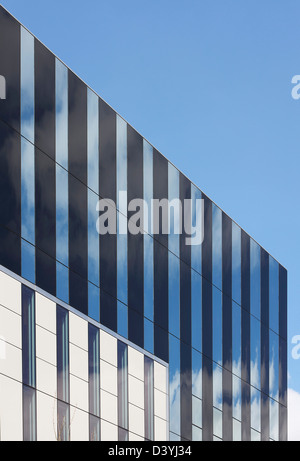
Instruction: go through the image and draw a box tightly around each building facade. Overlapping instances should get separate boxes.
[0,5,287,441]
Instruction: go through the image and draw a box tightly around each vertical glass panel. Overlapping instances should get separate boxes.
[250,316,261,390]
[55,59,68,169]
[21,239,35,284]
[213,364,223,411]
[144,356,154,441]
[232,301,242,378]
[144,318,154,354]
[233,419,242,441]
[56,262,69,304]
[269,257,279,334]
[169,334,181,437]
[168,163,180,339]
[213,287,222,365]
[269,330,279,402]
[89,414,100,442]
[192,396,202,428]
[21,27,34,143]
[23,385,36,442]
[57,305,69,403]
[251,387,261,433]
[192,270,202,353]
[250,239,261,320]
[213,407,223,439]
[192,425,202,441]
[270,399,279,441]
[169,252,180,339]
[117,301,128,339]
[57,400,70,442]
[88,324,100,418]
[232,223,241,305]
[232,375,242,421]
[118,341,128,430]
[88,283,100,322]
[144,140,154,322]
[22,285,36,388]
[117,116,128,339]
[87,89,99,193]
[88,188,100,287]
[21,138,35,246]
[170,432,181,441]
[191,184,202,273]
[192,348,202,400]
[56,165,69,267]
[212,204,222,289]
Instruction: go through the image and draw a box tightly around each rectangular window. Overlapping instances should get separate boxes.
[22,285,36,388]
[144,140,154,349]
[269,256,279,334]
[57,305,70,441]
[144,356,154,441]
[21,27,35,283]
[118,341,128,433]
[88,324,100,434]
[212,204,222,289]
[168,163,180,339]
[232,223,241,305]
[23,385,36,442]
[117,116,128,337]
[56,59,69,303]
[250,239,261,319]
[57,305,69,403]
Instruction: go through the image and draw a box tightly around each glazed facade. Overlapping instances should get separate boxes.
[0,5,287,441]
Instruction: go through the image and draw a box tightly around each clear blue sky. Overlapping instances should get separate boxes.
[1,0,299,402]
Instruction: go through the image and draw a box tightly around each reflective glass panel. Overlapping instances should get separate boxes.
[232,301,242,378]
[269,256,279,334]
[89,415,100,442]
[213,287,222,365]
[55,59,68,169]
[232,223,241,305]
[21,27,34,143]
[213,363,223,411]
[192,396,202,429]
[212,204,222,289]
[269,330,279,402]
[23,385,36,442]
[169,334,181,437]
[191,184,202,273]
[88,188,100,287]
[250,239,261,320]
[22,285,36,388]
[232,375,242,421]
[88,324,100,418]
[118,341,128,430]
[57,305,69,403]
[21,239,35,284]
[250,316,261,390]
[233,419,242,441]
[251,387,261,433]
[168,163,180,339]
[192,270,202,353]
[144,356,154,441]
[192,348,202,400]
[87,89,99,194]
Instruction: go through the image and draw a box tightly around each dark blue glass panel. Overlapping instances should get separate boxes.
[35,39,55,159]
[128,308,143,349]
[154,324,168,363]
[0,120,21,236]
[181,342,192,441]
[169,334,181,437]
[0,7,20,132]
[68,71,87,183]
[127,126,144,317]
[0,226,21,275]
[36,246,56,297]
[279,265,287,342]
[21,239,35,284]
[69,269,87,315]
[202,355,213,441]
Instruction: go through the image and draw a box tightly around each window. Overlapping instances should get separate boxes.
[57,305,70,441]
[118,341,128,436]
[144,356,154,441]
[88,324,100,441]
